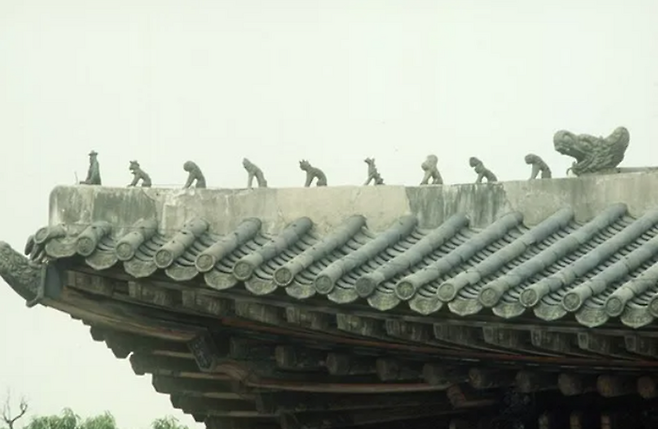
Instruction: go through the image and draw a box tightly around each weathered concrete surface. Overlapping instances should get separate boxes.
[48,171,658,235]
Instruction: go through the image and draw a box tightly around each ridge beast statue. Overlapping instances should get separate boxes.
[524,154,552,179]
[420,154,443,185]
[182,161,207,189]
[299,160,327,187]
[79,150,101,185]
[68,125,646,191]
[0,239,42,303]
[243,158,268,189]
[127,160,152,187]
[553,126,630,176]
[469,156,498,183]
[363,158,384,186]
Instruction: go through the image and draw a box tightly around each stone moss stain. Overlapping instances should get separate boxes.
[406,184,512,229]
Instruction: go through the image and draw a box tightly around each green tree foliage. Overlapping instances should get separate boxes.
[0,391,190,429]
[24,408,81,429]
[1,401,188,429]
[150,416,188,429]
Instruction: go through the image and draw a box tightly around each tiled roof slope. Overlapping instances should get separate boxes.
[30,200,658,329]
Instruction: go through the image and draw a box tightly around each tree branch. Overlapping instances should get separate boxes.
[2,391,28,429]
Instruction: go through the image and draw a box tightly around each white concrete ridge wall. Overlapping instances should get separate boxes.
[48,171,658,236]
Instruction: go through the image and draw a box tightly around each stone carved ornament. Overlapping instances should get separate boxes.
[363,158,385,186]
[524,154,552,180]
[74,126,642,190]
[128,161,152,187]
[469,157,498,184]
[554,126,629,177]
[299,160,327,187]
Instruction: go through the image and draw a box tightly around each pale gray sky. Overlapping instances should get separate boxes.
[1,0,657,427]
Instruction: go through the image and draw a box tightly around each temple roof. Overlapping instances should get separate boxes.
[29,173,658,329]
[7,173,658,428]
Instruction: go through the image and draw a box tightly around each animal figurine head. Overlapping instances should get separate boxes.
[421,155,438,170]
[524,154,539,165]
[469,157,482,168]
[299,160,311,171]
[129,160,140,171]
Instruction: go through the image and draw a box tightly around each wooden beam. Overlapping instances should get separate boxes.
[130,353,231,381]
[279,406,458,429]
[128,280,177,307]
[577,333,631,358]
[596,374,636,398]
[375,358,422,382]
[58,273,658,373]
[56,283,203,341]
[205,416,278,429]
[171,395,271,418]
[433,324,481,348]
[482,326,527,350]
[284,307,332,331]
[468,368,515,389]
[66,270,117,296]
[336,314,384,338]
[637,375,657,399]
[422,363,466,387]
[448,418,473,429]
[531,330,578,355]
[384,320,431,342]
[187,332,231,372]
[325,353,376,376]
[515,370,557,393]
[538,411,570,429]
[235,302,285,325]
[90,326,106,341]
[569,410,599,429]
[557,373,597,396]
[446,384,497,409]
[152,375,252,400]
[181,289,233,317]
[255,391,454,414]
[274,346,326,371]
[94,328,191,358]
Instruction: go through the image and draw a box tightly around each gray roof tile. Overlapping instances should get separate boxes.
[26,203,658,329]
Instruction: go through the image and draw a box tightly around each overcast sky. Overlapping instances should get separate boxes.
[1,0,658,428]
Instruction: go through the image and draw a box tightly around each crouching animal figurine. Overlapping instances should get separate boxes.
[128,160,152,187]
[524,154,552,179]
[363,158,384,185]
[243,158,268,188]
[420,154,443,185]
[299,160,327,187]
[469,157,498,183]
[183,161,207,189]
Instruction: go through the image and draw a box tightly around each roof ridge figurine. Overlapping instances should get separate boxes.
[71,125,654,189]
[128,160,152,188]
[524,154,552,180]
[299,160,327,187]
[420,154,443,185]
[243,158,268,189]
[469,156,497,183]
[363,158,384,186]
[79,150,101,185]
[554,126,630,176]
[183,161,206,189]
